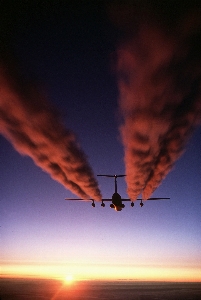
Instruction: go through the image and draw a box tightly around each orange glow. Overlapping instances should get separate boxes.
[64,274,74,284]
[1,262,201,282]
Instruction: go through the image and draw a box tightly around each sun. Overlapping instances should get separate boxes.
[64,274,74,284]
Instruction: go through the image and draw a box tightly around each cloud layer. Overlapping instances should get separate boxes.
[0,61,101,200]
[113,1,201,199]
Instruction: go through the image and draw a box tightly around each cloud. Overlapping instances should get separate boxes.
[112,1,201,199]
[0,60,101,200]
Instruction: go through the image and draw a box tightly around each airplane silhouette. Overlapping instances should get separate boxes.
[65,175,170,211]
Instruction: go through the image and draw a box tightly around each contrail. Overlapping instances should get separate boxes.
[0,60,102,200]
[112,1,201,199]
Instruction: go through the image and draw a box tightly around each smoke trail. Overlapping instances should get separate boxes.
[113,1,201,199]
[0,61,102,200]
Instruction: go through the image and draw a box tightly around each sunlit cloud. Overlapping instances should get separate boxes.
[112,1,201,199]
[0,60,101,200]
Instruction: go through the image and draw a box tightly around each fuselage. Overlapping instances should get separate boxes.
[111,192,124,211]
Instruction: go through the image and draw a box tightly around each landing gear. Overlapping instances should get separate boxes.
[131,202,134,207]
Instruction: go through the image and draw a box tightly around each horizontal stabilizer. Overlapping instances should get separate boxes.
[97,174,126,178]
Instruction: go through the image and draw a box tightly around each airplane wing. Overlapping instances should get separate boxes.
[65,197,170,209]
[65,198,131,202]
[121,198,170,201]
[101,198,116,201]
[137,198,170,200]
[111,198,170,201]
[65,198,94,201]
[102,198,170,201]
[65,197,170,201]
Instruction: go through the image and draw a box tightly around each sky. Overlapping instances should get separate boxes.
[1,1,201,282]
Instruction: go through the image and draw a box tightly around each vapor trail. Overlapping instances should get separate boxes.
[0,62,101,200]
[113,1,201,199]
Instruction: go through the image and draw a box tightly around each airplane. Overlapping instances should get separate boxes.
[65,174,170,211]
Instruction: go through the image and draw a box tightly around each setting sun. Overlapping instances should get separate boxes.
[64,275,74,284]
